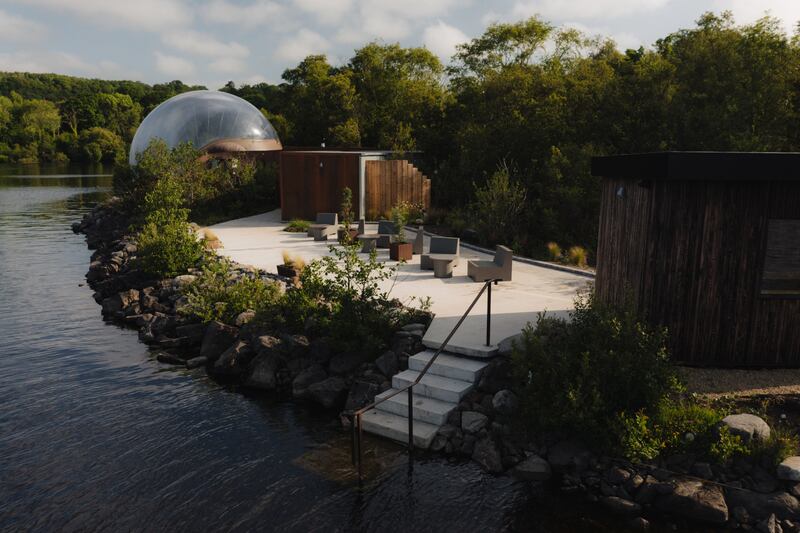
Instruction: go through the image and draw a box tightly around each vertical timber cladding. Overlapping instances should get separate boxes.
[364,159,432,219]
[279,151,360,220]
[592,152,800,367]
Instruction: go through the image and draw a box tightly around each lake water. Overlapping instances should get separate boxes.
[0,164,620,532]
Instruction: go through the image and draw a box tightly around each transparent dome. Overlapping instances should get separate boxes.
[129,90,281,165]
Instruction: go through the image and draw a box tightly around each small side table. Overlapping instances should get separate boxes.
[432,257,454,278]
[358,234,379,253]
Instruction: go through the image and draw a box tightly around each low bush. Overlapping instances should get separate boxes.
[284,219,311,233]
[546,242,562,261]
[567,245,588,267]
[180,258,282,324]
[136,177,206,278]
[512,289,681,447]
[472,163,527,247]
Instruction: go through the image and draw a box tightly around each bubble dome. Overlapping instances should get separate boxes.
[128,90,282,165]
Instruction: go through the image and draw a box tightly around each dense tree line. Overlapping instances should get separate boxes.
[3,12,800,255]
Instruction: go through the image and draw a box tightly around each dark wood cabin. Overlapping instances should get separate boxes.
[591,152,800,367]
[279,149,431,221]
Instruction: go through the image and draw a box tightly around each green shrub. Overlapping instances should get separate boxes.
[284,219,311,232]
[750,426,800,467]
[136,177,206,278]
[546,242,562,261]
[473,163,527,246]
[180,258,281,324]
[567,245,588,267]
[512,289,681,446]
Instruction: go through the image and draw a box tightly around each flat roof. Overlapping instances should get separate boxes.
[591,151,800,181]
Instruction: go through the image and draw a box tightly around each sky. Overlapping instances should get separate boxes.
[0,0,799,89]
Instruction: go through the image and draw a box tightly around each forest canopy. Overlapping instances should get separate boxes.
[2,11,799,256]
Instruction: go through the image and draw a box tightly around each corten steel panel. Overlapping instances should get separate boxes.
[594,153,800,367]
[278,152,359,221]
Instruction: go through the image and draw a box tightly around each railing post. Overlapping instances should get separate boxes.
[350,413,357,466]
[486,280,492,347]
[357,413,363,482]
[407,386,414,456]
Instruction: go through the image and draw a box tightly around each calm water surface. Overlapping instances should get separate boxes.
[0,164,620,532]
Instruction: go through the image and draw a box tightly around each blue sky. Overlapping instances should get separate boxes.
[0,0,798,89]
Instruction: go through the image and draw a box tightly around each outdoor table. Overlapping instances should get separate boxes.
[431,257,455,278]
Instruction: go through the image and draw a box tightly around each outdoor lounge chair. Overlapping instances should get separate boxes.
[420,236,460,270]
[308,213,339,241]
[376,220,395,248]
[467,245,513,282]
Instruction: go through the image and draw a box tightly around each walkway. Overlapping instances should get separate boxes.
[209,209,590,356]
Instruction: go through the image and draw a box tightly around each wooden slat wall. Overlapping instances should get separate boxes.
[364,159,431,219]
[596,177,800,367]
[279,152,359,220]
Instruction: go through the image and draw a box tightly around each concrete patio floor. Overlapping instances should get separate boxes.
[208,209,591,356]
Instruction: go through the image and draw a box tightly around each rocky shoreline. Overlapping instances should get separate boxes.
[74,201,800,532]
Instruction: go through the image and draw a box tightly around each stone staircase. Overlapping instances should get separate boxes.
[360,349,489,448]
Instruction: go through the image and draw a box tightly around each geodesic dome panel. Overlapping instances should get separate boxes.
[129,90,281,165]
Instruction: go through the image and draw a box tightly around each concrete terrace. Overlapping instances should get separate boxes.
[208,209,591,356]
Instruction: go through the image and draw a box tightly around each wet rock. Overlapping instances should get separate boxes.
[655,479,728,525]
[722,413,771,443]
[155,351,184,365]
[186,356,208,369]
[307,376,348,409]
[462,411,488,433]
[492,389,518,416]
[374,351,399,378]
[101,288,139,316]
[344,380,380,411]
[602,496,642,517]
[513,455,552,481]
[472,436,503,474]
[292,364,327,399]
[234,310,256,327]
[213,341,254,377]
[200,321,239,362]
[174,323,205,345]
[779,457,800,482]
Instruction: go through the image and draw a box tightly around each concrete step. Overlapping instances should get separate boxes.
[422,336,498,358]
[374,388,457,426]
[408,350,489,383]
[360,409,439,449]
[391,369,473,404]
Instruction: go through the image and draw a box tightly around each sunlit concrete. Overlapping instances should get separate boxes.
[208,209,590,356]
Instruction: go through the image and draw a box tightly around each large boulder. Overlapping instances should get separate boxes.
[174,323,205,346]
[725,490,800,520]
[329,353,365,376]
[497,333,523,356]
[344,380,381,411]
[547,440,593,473]
[101,288,140,316]
[307,376,349,409]
[213,341,254,377]
[462,411,489,433]
[292,364,328,400]
[778,457,800,482]
[199,321,239,362]
[602,496,642,517]
[374,351,399,378]
[244,351,281,390]
[491,390,518,416]
[472,436,504,474]
[512,455,552,481]
[721,413,771,443]
[655,479,728,525]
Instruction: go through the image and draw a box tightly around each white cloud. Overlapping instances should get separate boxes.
[292,0,352,24]
[209,57,248,74]
[423,20,468,61]
[154,51,195,77]
[201,0,287,29]
[362,0,460,20]
[16,0,191,32]
[511,0,670,21]
[714,0,800,33]
[163,30,249,59]
[0,9,47,42]
[276,28,330,61]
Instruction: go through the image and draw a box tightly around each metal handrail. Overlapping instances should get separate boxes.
[348,278,500,480]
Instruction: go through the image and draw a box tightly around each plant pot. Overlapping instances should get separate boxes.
[390,241,413,261]
[337,228,359,244]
